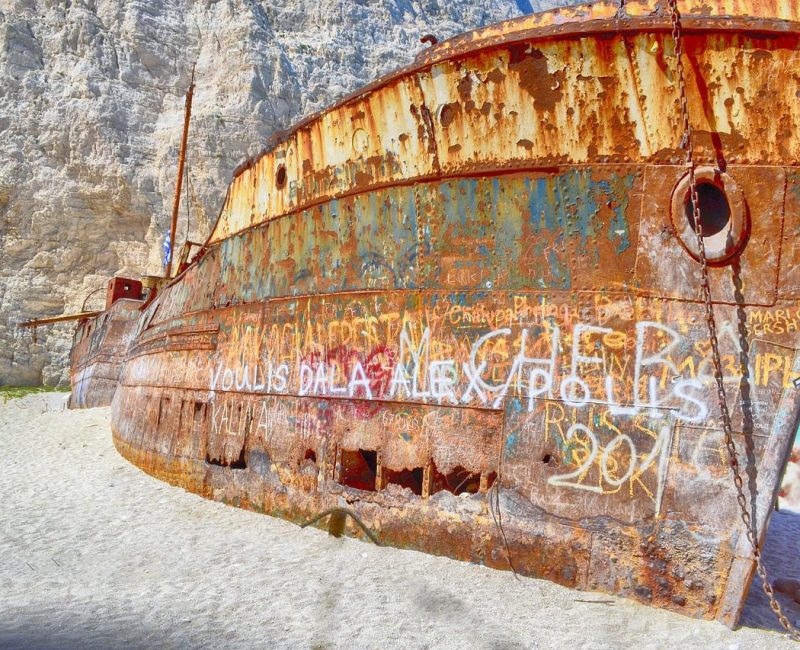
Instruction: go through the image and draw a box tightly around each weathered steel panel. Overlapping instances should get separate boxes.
[212,74,434,242]
[421,170,643,291]
[70,299,142,408]
[207,2,800,244]
[634,165,784,305]
[779,169,800,300]
[111,285,800,621]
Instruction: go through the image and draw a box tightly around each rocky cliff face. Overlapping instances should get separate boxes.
[0,0,580,386]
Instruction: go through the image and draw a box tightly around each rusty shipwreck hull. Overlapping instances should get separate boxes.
[106,0,800,626]
[70,297,143,408]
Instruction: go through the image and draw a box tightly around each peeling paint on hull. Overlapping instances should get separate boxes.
[69,0,800,627]
[70,299,143,409]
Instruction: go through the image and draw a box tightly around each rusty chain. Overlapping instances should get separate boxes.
[666,0,800,638]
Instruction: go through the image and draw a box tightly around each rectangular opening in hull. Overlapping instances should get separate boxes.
[338,449,377,491]
[432,463,483,495]
[383,467,424,496]
[157,396,170,432]
[205,446,247,470]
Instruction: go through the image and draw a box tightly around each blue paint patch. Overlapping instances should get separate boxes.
[547,248,571,289]
[528,176,560,231]
[504,431,519,454]
[789,174,800,202]
[605,175,634,254]
[563,172,598,252]
[548,428,571,457]
[462,179,477,227]
[491,178,499,226]
[524,169,635,258]
[515,0,533,14]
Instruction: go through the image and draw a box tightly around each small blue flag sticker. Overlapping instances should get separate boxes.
[162,233,171,270]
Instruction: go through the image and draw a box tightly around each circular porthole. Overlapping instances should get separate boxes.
[439,103,457,128]
[352,128,369,155]
[275,164,287,189]
[669,167,748,265]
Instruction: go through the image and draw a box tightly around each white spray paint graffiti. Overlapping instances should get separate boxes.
[378,320,710,423]
[208,319,715,423]
[207,318,722,502]
[545,422,673,514]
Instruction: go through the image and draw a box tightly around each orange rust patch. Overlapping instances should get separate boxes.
[509,46,565,112]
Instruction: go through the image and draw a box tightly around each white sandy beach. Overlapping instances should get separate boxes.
[1,392,799,649]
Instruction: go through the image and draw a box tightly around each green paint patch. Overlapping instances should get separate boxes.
[0,386,69,403]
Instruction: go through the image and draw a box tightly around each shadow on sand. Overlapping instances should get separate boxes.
[740,509,800,633]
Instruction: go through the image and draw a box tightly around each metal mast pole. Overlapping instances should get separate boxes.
[166,64,195,277]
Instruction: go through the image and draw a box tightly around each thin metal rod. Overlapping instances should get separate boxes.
[300,507,382,546]
[184,162,191,249]
[18,312,102,328]
[81,286,106,312]
[167,64,196,277]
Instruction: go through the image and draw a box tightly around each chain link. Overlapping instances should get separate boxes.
[667,0,799,638]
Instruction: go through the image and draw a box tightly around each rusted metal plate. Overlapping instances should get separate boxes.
[111,290,800,621]
[635,165,785,305]
[779,169,800,300]
[70,299,142,408]
[59,0,800,627]
[207,1,800,244]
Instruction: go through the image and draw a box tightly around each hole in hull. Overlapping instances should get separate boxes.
[229,446,247,470]
[684,181,730,238]
[275,165,287,189]
[205,446,247,470]
[383,467,424,496]
[432,464,482,495]
[338,449,377,491]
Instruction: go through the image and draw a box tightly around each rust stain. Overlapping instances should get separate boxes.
[509,46,565,112]
[485,67,505,84]
[439,102,459,128]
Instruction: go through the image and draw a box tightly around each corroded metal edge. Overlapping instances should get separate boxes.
[70,298,144,409]
[235,1,800,184]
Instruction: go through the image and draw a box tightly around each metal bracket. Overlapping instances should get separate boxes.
[300,507,382,546]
